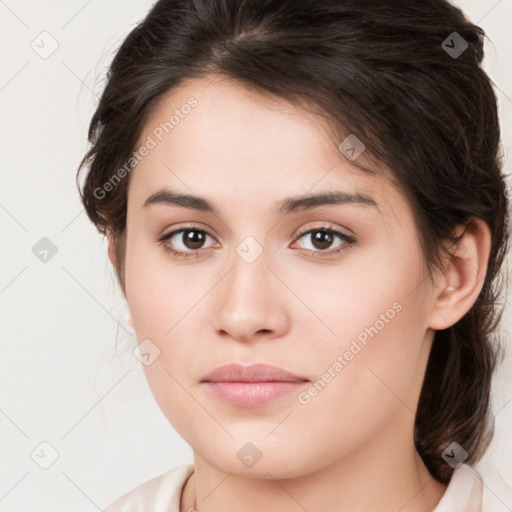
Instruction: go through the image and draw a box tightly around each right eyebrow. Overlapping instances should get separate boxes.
[143,189,217,213]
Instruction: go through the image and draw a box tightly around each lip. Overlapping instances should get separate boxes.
[201,363,310,408]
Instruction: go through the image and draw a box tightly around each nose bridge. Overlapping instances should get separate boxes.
[211,233,287,341]
[235,234,266,267]
[225,235,272,313]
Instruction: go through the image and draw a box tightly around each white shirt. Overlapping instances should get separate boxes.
[102,462,483,512]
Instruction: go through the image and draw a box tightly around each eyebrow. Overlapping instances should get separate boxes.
[143,188,379,216]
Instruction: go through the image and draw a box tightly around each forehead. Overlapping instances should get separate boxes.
[128,75,402,221]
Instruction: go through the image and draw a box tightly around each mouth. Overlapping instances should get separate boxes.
[201,363,310,408]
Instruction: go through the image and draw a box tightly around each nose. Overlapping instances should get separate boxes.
[211,244,290,343]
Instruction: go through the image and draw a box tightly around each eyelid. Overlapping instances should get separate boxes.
[291,223,356,254]
[294,221,354,239]
[158,223,218,247]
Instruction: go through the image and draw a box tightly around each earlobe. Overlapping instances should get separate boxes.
[428,218,491,330]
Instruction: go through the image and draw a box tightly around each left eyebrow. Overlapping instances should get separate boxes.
[275,190,379,215]
[142,188,379,216]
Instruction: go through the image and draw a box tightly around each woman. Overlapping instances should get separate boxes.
[76,0,510,510]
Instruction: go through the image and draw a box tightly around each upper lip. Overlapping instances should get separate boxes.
[201,363,309,383]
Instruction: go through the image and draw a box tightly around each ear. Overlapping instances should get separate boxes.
[108,235,117,268]
[108,235,133,327]
[428,218,491,330]
[107,234,128,298]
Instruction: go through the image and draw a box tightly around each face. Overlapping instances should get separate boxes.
[121,76,439,479]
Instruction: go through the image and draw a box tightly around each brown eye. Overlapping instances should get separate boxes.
[180,229,207,250]
[294,226,356,258]
[309,230,335,250]
[158,228,216,257]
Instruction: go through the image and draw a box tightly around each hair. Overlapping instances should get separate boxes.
[76,0,510,484]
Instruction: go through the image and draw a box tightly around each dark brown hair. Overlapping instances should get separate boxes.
[76,0,510,484]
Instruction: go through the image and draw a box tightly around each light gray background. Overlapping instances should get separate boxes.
[0,1,511,510]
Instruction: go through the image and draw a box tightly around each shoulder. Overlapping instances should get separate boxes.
[102,462,195,512]
[433,464,483,512]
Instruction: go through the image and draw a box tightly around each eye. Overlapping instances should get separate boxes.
[293,225,356,257]
[157,227,217,258]
[157,223,356,259]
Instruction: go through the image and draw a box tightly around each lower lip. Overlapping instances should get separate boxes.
[203,381,309,407]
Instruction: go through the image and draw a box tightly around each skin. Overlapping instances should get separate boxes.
[108,75,491,512]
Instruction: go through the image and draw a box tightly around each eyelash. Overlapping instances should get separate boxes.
[156,223,357,260]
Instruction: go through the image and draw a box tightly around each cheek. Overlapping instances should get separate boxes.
[288,237,423,347]
[297,243,429,407]
[124,235,190,337]
[289,294,428,467]
[123,239,210,429]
